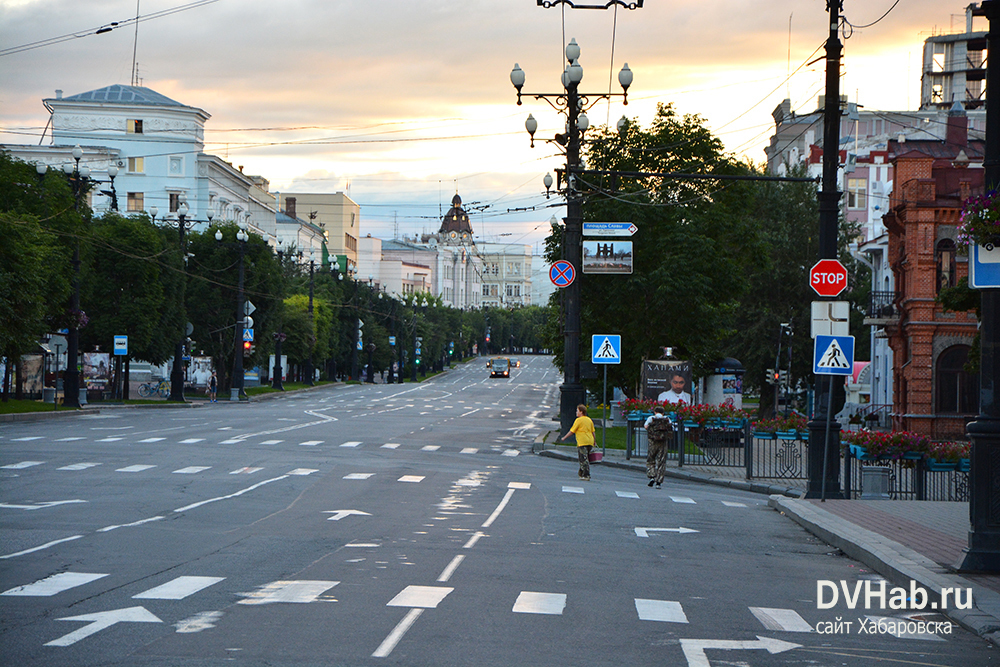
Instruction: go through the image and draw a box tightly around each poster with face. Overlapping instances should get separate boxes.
[187,357,213,387]
[84,352,110,390]
[641,360,693,405]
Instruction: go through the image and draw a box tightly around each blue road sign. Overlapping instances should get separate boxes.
[592,334,621,365]
[970,243,1000,288]
[549,260,576,288]
[113,335,128,356]
[583,222,638,237]
[243,328,254,342]
[813,335,854,375]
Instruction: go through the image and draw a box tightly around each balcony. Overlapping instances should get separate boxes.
[864,290,900,325]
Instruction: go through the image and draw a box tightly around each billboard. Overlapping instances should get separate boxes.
[641,360,692,405]
[582,240,633,274]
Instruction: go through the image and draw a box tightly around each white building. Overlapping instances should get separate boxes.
[475,242,533,308]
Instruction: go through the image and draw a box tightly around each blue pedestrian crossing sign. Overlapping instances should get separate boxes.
[243,328,254,342]
[592,334,621,365]
[813,335,854,375]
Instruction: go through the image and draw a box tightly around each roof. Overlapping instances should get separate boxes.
[52,85,187,107]
[439,193,473,235]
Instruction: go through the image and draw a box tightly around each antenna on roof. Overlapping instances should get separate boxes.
[131,1,141,86]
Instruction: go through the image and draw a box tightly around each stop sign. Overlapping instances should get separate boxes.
[810,259,848,297]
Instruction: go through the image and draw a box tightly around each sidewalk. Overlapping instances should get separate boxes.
[536,437,1000,645]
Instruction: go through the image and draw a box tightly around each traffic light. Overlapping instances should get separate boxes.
[243,340,253,357]
[779,370,789,385]
[766,368,776,385]
[773,369,781,385]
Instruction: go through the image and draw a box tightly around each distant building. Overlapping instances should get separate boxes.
[921,3,987,111]
[278,191,360,273]
[476,242,533,308]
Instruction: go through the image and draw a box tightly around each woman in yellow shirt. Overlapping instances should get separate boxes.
[560,404,596,480]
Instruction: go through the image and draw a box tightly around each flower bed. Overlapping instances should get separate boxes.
[841,429,970,462]
[752,414,807,434]
[958,190,1000,249]
[617,399,750,426]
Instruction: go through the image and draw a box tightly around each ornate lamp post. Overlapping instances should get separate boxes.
[61,144,89,408]
[272,236,287,391]
[510,40,632,433]
[305,247,316,385]
[216,216,251,401]
[168,193,212,401]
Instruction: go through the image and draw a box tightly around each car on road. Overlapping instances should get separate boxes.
[511,358,521,368]
[489,357,511,378]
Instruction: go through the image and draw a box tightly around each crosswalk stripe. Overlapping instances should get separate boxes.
[381,443,401,449]
[238,580,339,605]
[11,436,44,441]
[138,438,165,443]
[97,437,124,442]
[219,439,242,444]
[421,445,440,451]
[56,437,86,441]
[398,475,425,483]
[117,464,156,472]
[722,501,747,507]
[340,441,362,448]
[259,440,283,445]
[670,496,696,504]
[179,439,204,444]
[344,473,374,480]
[287,468,318,476]
[230,467,263,475]
[134,576,225,600]
[2,461,44,469]
[750,607,814,632]
[635,599,689,623]
[502,450,519,457]
[562,486,584,494]
[172,466,211,474]
[460,448,478,454]
[616,491,640,499]
[513,591,566,615]
[2,572,108,597]
[57,463,102,471]
[299,440,323,446]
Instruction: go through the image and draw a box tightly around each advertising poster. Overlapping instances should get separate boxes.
[84,352,110,391]
[582,240,633,274]
[641,360,692,405]
[187,357,214,387]
[21,354,44,397]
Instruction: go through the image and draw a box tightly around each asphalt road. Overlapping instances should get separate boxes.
[1,356,994,666]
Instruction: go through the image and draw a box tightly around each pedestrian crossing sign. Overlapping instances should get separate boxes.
[813,334,854,375]
[592,335,622,365]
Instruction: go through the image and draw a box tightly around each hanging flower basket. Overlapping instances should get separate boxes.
[958,190,1000,250]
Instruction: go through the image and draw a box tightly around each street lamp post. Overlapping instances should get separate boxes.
[272,236,286,391]
[216,218,251,401]
[305,248,316,386]
[62,144,89,408]
[511,40,631,434]
[168,194,212,401]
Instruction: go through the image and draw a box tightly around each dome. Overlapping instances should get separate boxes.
[439,193,473,236]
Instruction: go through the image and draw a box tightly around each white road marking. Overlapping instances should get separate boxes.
[387,585,453,609]
[381,443,401,449]
[463,532,486,549]
[670,496,696,504]
[175,610,223,633]
[174,475,290,512]
[287,468,318,475]
[2,461,44,469]
[238,580,339,605]
[340,441,362,448]
[259,440,284,445]
[398,475,424,483]
[97,516,164,532]
[722,501,747,507]
[97,437,124,442]
[437,555,465,583]
[421,445,440,451]
[460,448,478,454]
[679,636,802,666]
[134,576,225,600]
[749,607,814,632]
[0,499,87,510]
[46,606,162,647]
[56,437,86,441]
[482,489,516,528]
[562,486,584,494]
[230,467,263,475]
[138,437,166,443]
[512,591,566,615]
[299,440,323,446]
[344,473,374,480]
[219,440,242,444]
[508,482,531,489]
[345,542,381,548]
[3,572,108,597]
[634,527,699,537]
[324,510,371,521]
[11,436,44,441]
[635,599,689,623]
[117,464,156,472]
[178,438,204,444]
[173,466,211,474]
[58,462,102,471]
[502,449,519,457]
[616,491,640,499]
[0,535,83,560]
[372,608,423,658]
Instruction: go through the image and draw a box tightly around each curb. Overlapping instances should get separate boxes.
[0,408,101,423]
[768,495,1000,646]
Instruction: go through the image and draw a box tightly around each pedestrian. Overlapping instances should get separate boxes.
[560,404,596,481]
[644,406,672,488]
[209,371,217,403]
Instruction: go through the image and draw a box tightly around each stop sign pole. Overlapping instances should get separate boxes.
[806,0,846,501]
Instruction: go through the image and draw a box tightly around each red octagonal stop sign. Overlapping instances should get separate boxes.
[810,259,848,297]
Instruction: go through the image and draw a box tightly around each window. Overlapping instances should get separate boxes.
[936,346,978,414]
[482,284,491,297]
[847,178,866,209]
[127,119,143,134]
[127,192,144,212]
[127,157,144,173]
[169,193,180,213]
[936,239,957,292]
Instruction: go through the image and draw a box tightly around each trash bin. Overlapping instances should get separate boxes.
[43,387,56,403]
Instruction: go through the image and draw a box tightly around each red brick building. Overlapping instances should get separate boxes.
[882,104,984,440]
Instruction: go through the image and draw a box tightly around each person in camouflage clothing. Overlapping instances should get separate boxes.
[644,406,671,488]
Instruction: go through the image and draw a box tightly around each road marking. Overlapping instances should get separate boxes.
[421,445,440,451]
[437,555,465,582]
[387,585,454,609]
[58,462,102,471]
[175,610,223,633]
[508,482,531,489]
[340,441,362,448]
[455,479,480,486]
[562,486,584,494]
[3,572,108,597]
[178,438,204,444]
[138,437,165,443]
[722,501,747,507]
[398,475,424,483]
[372,608,423,658]
[117,464,156,473]
[635,599,689,623]
[460,448,478,454]
[259,439,284,445]
[634,527,699,537]
[238,580,339,605]
[2,461,44,469]
[0,499,87,510]
[679,636,801,667]
[0,535,84,560]
[173,466,211,474]
[324,509,372,521]
[513,591,566,615]
[287,468,318,475]
[345,542,381,548]
[219,440,242,444]
[482,488,516,528]
[56,437,86,441]
[344,473,374,480]
[97,437,124,442]
[174,475,290,512]
[616,491,640,499]
[230,467,263,475]
[749,607,814,632]
[299,440,323,446]
[46,606,162,647]
[463,532,486,549]
[97,516,164,532]
[381,443,401,449]
[502,449,519,457]
[670,496,696,504]
[134,576,225,600]
[11,436,44,441]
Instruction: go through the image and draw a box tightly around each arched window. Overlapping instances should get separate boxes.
[936,345,977,414]
[936,239,957,292]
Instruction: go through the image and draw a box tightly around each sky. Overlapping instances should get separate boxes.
[0,0,977,252]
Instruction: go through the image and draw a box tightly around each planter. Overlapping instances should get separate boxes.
[925,459,957,472]
[959,458,971,473]
[902,452,923,461]
[776,430,798,441]
[753,432,775,440]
